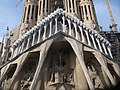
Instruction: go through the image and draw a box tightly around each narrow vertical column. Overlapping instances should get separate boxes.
[78,26,85,43]
[49,21,52,37]
[41,0,44,19]
[107,45,113,58]
[84,30,91,46]
[45,0,47,15]
[90,34,97,49]
[10,48,14,59]
[93,52,116,86]
[83,5,87,20]
[74,0,77,14]
[20,40,25,53]
[43,25,47,40]
[65,37,95,90]
[64,0,67,11]
[86,5,91,21]
[67,0,70,13]
[73,23,78,39]
[17,44,21,55]
[37,29,41,43]
[68,19,72,35]
[70,0,73,13]
[55,17,58,34]
[32,32,36,46]
[62,16,66,33]
[96,38,103,53]
[102,42,108,55]
[26,36,30,49]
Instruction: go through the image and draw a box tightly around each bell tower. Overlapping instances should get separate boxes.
[20,0,38,36]
[37,0,82,21]
[79,0,98,30]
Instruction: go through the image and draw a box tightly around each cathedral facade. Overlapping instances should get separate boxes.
[0,0,120,90]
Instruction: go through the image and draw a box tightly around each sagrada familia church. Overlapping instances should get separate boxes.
[0,0,120,90]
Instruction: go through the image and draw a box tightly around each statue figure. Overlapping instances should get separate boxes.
[55,72,60,83]
[87,64,103,89]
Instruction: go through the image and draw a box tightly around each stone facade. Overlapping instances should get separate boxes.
[0,0,120,90]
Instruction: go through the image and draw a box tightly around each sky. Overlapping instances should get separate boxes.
[0,0,120,42]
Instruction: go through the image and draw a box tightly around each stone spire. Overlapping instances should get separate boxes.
[79,0,98,30]
[20,0,38,36]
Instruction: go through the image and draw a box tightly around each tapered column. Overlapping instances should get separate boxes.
[90,34,97,49]
[20,40,25,53]
[70,0,74,13]
[17,44,22,55]
[55,17,58,33]
[84,30,91,46]
[30,39,54,90]
[49,21,52,37]
[67,0,70,13]
[73,23,78,39]
[101,67,111,87]
[65,37,95,90]
[107,45,113,58]
[62,16,66,33]
[40,0,44,19]
[96,38,103,52]
[68,19,72,36]
[26,36,30,49]
[37,29,41,43]
[78,26,85,43]
[32,33,36,46]
[93,52,116,86]
[74,0,77,14]
[43,25,47,39]
[102,42,108,55]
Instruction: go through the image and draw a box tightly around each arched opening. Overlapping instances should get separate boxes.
[11,52,40,90]
[35,40,77,89]
[3,64,17,89]
[84,51,108,89]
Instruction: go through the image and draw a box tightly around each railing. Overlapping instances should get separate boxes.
[9,9,113,60]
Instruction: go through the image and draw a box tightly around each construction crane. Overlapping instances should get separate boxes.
[105,0,118,32]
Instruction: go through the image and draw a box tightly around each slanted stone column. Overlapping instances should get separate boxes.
[107,45,113,58]
[65,37,95,90]
[101,67,111,87]
[96,37,103,53]
[26,36,30,49]
[49,21,52,37]
[43,25,47,40]
[90,34,97,49]
[93,52,116,86]
[84,30,91,46]
[68,19,72,36]
[78,26,85,43]
[30,39,54,90]
[73,23,78,39]
[62,16,66,33]
[67,0,70,13]
[55,17,58,34]
[32,32,36,46]
[102,42,108,55]
[37,29,41,43]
